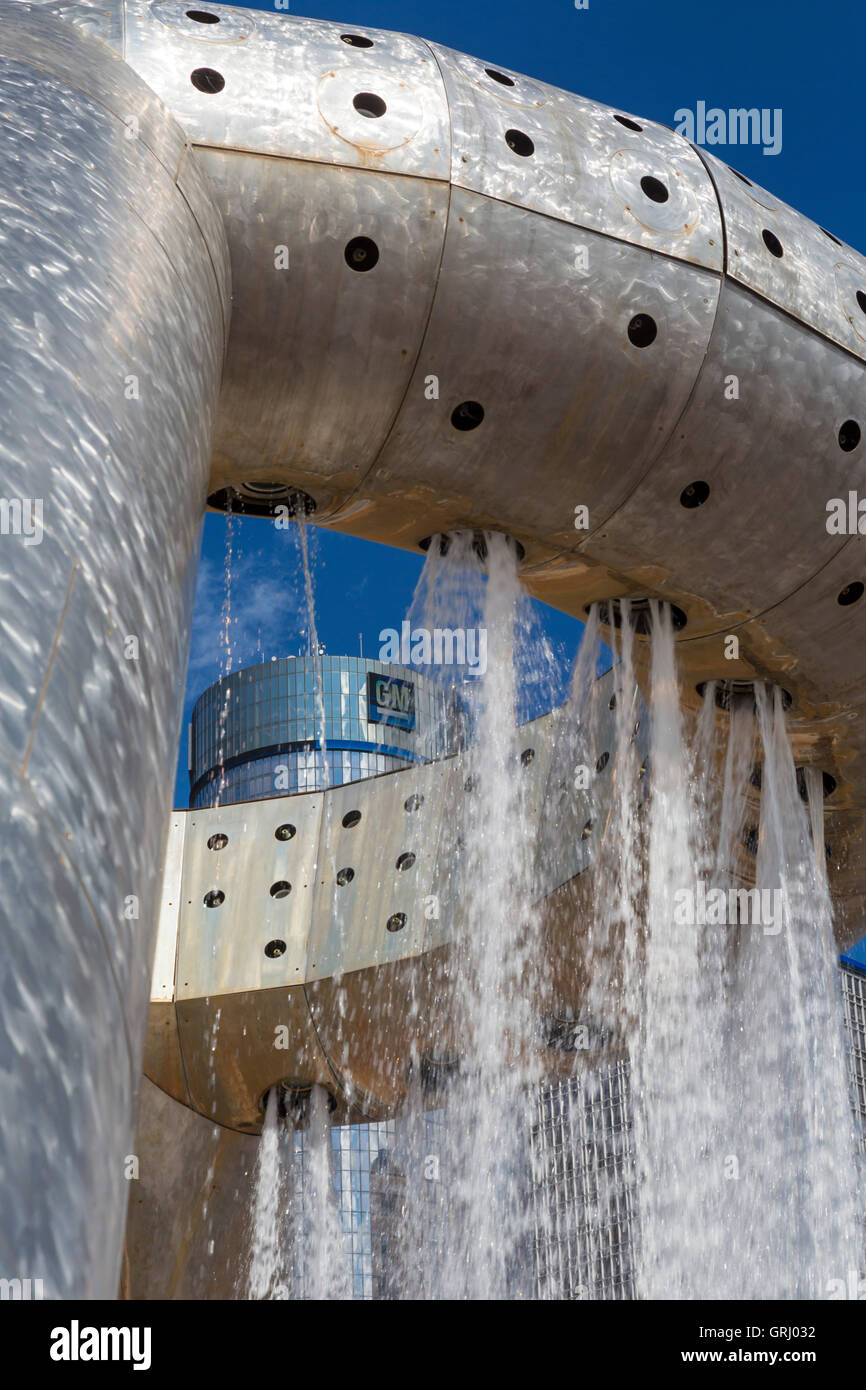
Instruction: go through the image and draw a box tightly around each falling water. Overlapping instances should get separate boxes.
[248,1088,285,1300]
[296,516,329,789]
[585,600,863,1299]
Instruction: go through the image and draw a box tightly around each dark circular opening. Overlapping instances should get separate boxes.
[396,852,416,871]
[680,480,710,509]
[203,889,225,908]
[640,175,669,204]
[264,940,286,959]
[614,114,642,131]
[336,867,355,886]
[342,809,362,828]
[485,67,515,86]
[190,67,225,94]
[596,751,610,773]
[581,819,593,840]
[731,168,753,186]
[419,530,525,563]
[856,290,866,315]
[387,912,407,933]
[275,823,296,841]
[353,91,387,118]
[186,9,220,21]
[794,767,837,801]
[464,775,479,793]
[450,400,485,431]
[697,680,793,712]
[839,419,861,452]
[207,486,316,519]
[340,33,374,47]
[404,793,423,812]
[521,747,535,767]
[269,881,292,899]
[344,236,379,272]
[505,128,534,157]
[762,228,783,258]
[588,598,687,634]
[608,694,617,711]
[821,226,842,247]
[628,313,657,348]
[207,832,228,851]
[838,581,864,607]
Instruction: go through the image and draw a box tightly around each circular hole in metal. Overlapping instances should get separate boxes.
[581,819,593,840]
[275,823,296,841]
[596,751,610,773]
[521,747,535,767]
[190,67,224,94]
[353,91,387,118]
[761,228,783,258]
[207,832,228,851]
[269,880,292,899]
[696,680,793,712]
[186,9,219,21]
[838,581,864,607]
[680,480,710,508]
[387,912,407,933]
[464,775,478,793]
[588,598,687,635]
[340,33,373,47]
[794,768,837,801]
[450,400,485,431]
[264,939,287,959]
[404,793,423,812]
[207,485,316,519]
[344,236,379,272]
[203,889,225,908]
[628,313,657,347]
[419,531,525,563]
[731,168,753,186]
[336,867,355,886]
[856,290,866,315]
[608,694,617,711]
[821,226,842,246]
[485,67,515,86]
[342,809,362,828]
[839,419,861,452]
[396,852,416,871]
[640,175,669,204]
[505,128,534,157]
[614,114,642,131]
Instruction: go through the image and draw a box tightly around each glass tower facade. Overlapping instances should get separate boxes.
[189,653,461,807]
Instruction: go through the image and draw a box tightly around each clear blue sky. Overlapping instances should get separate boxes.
[175,0,866,970]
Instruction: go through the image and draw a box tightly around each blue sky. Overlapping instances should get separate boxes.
[176,0,866,970]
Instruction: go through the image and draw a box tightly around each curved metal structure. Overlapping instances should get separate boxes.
[2,0,866,1293]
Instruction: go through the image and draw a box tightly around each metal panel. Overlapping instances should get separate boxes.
[697,147,866,363]
[585,281,866,621]
[175,793,324,999]
[199,150,449,501]
[124,1,452,179]
[366,189,721,550]
[0,5,227,1297]
[429,40,723,269]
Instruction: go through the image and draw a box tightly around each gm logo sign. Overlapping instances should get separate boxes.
[367,672,415,731]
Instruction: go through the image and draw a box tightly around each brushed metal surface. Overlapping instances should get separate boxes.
[0,2,227,1296]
